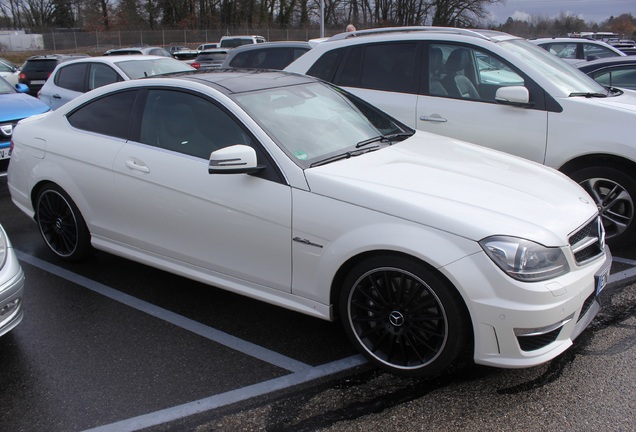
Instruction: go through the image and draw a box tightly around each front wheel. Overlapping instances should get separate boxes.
[35,184,91,261]
[570,166,636,248]
[339,255,470,377]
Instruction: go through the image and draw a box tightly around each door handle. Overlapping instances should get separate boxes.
[53,94,61,99]
[125,160,150,173]
[420,115,447,123]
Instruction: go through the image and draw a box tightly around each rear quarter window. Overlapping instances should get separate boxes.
[55,63,88,92]
[67,90,138,139]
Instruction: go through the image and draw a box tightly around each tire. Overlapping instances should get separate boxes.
[35,185,91,261]
[570,166,636,248]
[339,255,470,377]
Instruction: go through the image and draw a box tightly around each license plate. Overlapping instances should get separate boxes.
[0,149,8,160]
[595,266,610,296]
[31,80,46,84]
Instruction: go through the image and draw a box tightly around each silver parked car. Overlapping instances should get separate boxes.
[0,224,24,337]
[38,55,195,110]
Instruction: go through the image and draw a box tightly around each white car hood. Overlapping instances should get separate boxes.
[304,132,597,246]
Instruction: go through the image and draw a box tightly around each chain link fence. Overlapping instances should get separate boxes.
[5,28,341,54]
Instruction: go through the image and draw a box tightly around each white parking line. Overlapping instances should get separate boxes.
[84,355,366,432]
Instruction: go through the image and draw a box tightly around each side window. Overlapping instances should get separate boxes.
[253,48,292,69]
[228,52,251,68]
[55,63,88,92]
[545,43,577,60]
[67,90,137,139]
[352,43,417,94]
[592,66,636,89]
[88,64,120,90]
[306,48,345,82]
[139,89,253,159]
[583,43,618,59]
[429,44,523,102]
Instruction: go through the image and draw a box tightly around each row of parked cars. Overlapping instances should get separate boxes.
[0,27,634,376]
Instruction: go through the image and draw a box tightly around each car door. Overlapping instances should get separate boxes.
[112,88,293,291]
[333,42,420,127]
[44,62,88,110]
[415,43,549,163]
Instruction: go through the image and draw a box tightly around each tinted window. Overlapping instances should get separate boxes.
[22,59,59,73]
[306,48,346,81]
[56,63,88,92]
[139,90,254,159]
[88,63,120,90]
[230,47,309,69]
[67,90,137,139]
[335,43,417,94]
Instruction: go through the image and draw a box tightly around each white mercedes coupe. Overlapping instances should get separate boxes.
[7,70,611,376]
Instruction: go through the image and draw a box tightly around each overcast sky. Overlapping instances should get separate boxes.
[486,0,635,24]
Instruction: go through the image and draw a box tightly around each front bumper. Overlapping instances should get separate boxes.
[0,246,25,337]
[443,248,611,368]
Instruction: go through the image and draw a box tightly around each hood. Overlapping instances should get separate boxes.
[305,132,597,246]
[0,93,50,121]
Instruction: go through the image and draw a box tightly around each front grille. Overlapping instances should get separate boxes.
[0,120,18,143]
[569,216,605,265]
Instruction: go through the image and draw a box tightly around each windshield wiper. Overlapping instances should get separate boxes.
[356,135,388,148]
[355,131,414,148]
[569,91,607,98]
[310,145,380,167]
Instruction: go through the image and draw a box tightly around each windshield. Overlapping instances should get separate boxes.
[500,39,608,96]
[116,58,193,79]
[234,82,410,167]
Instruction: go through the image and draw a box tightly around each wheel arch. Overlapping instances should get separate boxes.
[559,153,636,177]
[330,249,472,324]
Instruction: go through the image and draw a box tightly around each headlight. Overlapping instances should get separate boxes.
[0,228,7,269]
[479,236,569,282]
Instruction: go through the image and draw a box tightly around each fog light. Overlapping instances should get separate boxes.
[0,298,20,317]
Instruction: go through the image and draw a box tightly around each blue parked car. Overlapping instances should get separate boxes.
[0,76,50,172]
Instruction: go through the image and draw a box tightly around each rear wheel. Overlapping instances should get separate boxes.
[570,166,636,247]
[35,185,91,261]
[339,255,469,377]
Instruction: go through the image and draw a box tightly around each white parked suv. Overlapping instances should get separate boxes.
[286,26,636,247]
[219,35,266,48]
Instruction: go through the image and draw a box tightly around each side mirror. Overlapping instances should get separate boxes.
[495,86,533,107]
[15,83,29,93]
[209,144,265,174]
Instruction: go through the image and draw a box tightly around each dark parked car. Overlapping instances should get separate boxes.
[220,41,311,70]
[576,56,636,90]
[190,49,230,69]
[19,54,89,96]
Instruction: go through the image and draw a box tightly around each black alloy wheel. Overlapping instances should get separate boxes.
[35,185,91,261]
[340,255,469,377]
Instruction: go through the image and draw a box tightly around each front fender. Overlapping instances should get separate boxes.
[291,189,480,307]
